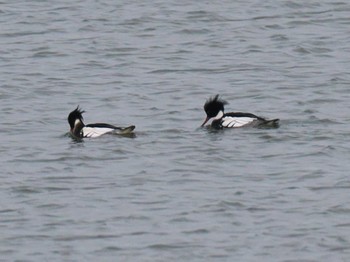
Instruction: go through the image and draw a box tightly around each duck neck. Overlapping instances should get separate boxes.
[72,119,84,138]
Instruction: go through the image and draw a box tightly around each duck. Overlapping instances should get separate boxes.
[201,95,279,129]
[67,106,135,138]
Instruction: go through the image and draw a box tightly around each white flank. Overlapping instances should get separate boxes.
[221,116,256,128]
[82,127,115,138]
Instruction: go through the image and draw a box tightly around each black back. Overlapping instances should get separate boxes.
[224,112,265,121]
[86,123,120,130]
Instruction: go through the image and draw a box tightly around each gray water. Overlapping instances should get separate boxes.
[1,1,350,261]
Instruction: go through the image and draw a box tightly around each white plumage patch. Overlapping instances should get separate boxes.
[82,127,115,138]
[221,116,256,128]
[214,110,224,120]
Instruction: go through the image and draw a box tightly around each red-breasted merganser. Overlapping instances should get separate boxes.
[68,106,135,138]
[201,95,279,129]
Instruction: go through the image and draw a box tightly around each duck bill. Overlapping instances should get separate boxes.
[201,117,210,127]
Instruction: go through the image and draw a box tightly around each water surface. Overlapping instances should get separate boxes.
[1,1,350,261]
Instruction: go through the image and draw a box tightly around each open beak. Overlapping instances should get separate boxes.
[201,117,210,127]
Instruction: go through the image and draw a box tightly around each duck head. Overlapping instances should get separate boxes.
[68,106,85,137]
[201,95,227,127]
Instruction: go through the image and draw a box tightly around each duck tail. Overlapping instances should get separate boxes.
[263,119,280,128]
[118,125,136,134]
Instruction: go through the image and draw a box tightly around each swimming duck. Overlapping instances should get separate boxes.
[68,106,135,138]
[201,95,279,129]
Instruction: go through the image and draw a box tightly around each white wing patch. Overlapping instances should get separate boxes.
[221,116,256,128]
[82,127,115,138]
